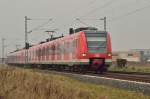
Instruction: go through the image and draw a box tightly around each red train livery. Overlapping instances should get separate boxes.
[7,27,112,73]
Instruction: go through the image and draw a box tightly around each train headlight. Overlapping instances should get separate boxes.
[108,53,112,57]
[82,53,87,57]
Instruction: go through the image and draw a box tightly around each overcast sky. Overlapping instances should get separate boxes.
[0,0,150,57]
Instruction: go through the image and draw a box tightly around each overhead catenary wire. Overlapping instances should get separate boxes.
[70,0,98,16]
[28,18,53,21]
[28,19,53,33]
[110,4,150,22]
[59,0,100,31]
[80,0,119,18]
[67,0,119,30]
[74,17,106,30]
[57,17,88,32]
[59,0,118,32]
[53,0,150,33]
[76,18,89,26]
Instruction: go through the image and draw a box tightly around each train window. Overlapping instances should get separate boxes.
[63,42,66,54]
[57,44,62,55]
[36,49,38,57]
[56,44,59,55]
[30,51,32,61]
[35,49,38,57]
[43,47,46,56]
[48,46,50,55]
[40,49,42,56]
[31,50,33,60]
[38,49,41,57]
[69,41,74,53]
[55,45,58,55]
[59,42,64,54]
[66,42,72,53]
[44,48,46,55]
[46,47,48,55]
[44,47,46,56]
[48,45,54,55]
[85,32,107,53]
[51,45,55,55]
[73,39,77,48]
[71,39,77,53]
[64,41,68,54]
[46,47,49,55]
[42,48,44,56]
[34,49,36,59]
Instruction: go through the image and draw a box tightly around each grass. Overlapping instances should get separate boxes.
[108,65,150,73]
[0,65,150,99]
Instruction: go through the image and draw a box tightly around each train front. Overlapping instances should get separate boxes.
[81,30,112,73]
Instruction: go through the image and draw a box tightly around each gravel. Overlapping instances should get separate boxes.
[63,73,150,95]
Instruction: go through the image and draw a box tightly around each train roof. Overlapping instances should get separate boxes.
[83,30,107,33]
[9,27,108,54]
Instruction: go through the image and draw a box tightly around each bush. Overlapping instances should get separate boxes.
[117,59,127,68]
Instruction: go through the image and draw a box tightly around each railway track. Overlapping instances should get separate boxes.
[36,68,150,95]
[7,65,150,95]
[108,71,150,75]
[36,68,150,83]
[101,72,150,83]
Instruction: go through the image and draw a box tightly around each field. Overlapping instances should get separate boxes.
[0,65,150,99]
[109,63,150,73]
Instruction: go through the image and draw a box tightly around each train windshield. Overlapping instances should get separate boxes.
[85,32,107,53]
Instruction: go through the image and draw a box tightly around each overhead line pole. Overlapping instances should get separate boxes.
[25,16,31,65]
[2,38,5,64]
[24,16,52,65]
[76,17,107,31]
[25,16,27,65]
[104,17,106,31]
[100,17,107,31]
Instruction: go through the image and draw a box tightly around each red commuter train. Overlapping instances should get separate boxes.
[7,27,112,73]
